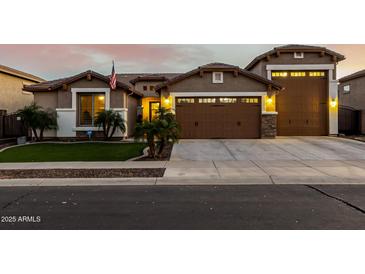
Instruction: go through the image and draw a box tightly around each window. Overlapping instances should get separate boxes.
[219,98,237,103]
[272,72,288,77]
[241,98,259,104]
[79,94,105,126]
[294,52,304,59]
[143,85,148,91]
[149,85,155,91]
[290,72,306,77]
[198,98,216,103]
[177,98,195,104]
[343,85,351,94]
[212,72,224,83]
[309,71,325,77]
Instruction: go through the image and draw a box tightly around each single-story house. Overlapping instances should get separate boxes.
[0,64,44,115]
[24,44,345,139]
[23,70,142,138]
[338,69,365,134]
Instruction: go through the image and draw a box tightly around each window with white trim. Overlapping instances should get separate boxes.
[198,98,216,103]
[79,93,105,126]
[294,52,304,59]
[343,85,351,94]
[212,72,224,83]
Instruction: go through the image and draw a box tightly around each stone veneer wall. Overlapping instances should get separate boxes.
[261,114,277,138]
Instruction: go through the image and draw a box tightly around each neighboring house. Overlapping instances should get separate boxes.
[245,45,345,136]
[23,70,142,138]
[0,64,44,114]
[338,70,365,134]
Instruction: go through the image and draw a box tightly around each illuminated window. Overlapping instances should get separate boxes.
[79,94,105,126]
[219,98,237,103]
[343,85,350,94]
[309,71,325,77]
[241,98,259,104]
[294,52,304,59]
[177,98,195,104]
[198,98,216,103]
[212,72,224,83]
[290,72,306,77]
[149,86,155,91]
[272,72,288,77]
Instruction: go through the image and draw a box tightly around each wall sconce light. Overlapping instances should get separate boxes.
[330,98,337,108]
[266,97,273,104]
[164,97,170,104]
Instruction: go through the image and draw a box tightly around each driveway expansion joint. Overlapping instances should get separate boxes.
[306,185,365,215]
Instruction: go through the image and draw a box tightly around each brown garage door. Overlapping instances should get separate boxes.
[175,97,261,139]
[273,71,328,136]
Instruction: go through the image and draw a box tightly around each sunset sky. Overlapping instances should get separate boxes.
[0,44,364,80]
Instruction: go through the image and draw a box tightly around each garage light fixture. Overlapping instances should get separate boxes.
[266,97,273,104]
[330,98,337,108]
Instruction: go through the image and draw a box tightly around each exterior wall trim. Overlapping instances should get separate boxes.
[266,64,335,71]
[170,91,268,115]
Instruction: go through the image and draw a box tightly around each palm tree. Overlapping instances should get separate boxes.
[155,107,180,155]
[17,102,42,141]
[134,120,160,158]
[134,107,180,158]
[17,103,58,141]
[37,109,58,141]
[95,110,126,140]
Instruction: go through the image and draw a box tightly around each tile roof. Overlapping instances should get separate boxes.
[155,63,283,91]
[245,44,345,70]
[339,69,365,83]
[0,64,44,82]
[23,70,143,97]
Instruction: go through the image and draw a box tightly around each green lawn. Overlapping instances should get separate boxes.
[0,143,147,162]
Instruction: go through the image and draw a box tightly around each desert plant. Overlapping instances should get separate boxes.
[17,103,58,141]
[37,109,58,141]
[134,107,180,158]
[134,120,160,158]
[155,107,180,155]
[95,110,126,140]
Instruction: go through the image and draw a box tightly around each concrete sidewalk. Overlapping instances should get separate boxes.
[2,159,365,185]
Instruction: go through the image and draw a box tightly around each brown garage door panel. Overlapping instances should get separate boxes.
[275,74,328,136]
[176,97,261,139]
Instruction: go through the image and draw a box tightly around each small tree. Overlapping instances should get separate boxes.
[135,120,160,158]
[155,107,180,155]
[134,107,180,158]
[95,110,126,140]
[37,109,58,141]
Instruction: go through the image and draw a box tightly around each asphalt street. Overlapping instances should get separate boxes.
[1,184,365,229]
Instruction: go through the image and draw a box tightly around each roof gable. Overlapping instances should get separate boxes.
[155,63,282,91]
[23,70,142,97]
[245,44,345,70]
[339,69,365,83]
[0,64,44,82]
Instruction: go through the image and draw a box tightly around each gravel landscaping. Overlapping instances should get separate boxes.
[0,168,165,179]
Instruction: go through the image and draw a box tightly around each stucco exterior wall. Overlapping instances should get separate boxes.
[0,72,38,113]
[339,77,365,110]
[127,96,138,136]
[134,81,163,97]
[168,71,268,93]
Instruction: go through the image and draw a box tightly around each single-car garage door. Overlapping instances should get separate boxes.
[176,97,261,139]
[272,71,328,136]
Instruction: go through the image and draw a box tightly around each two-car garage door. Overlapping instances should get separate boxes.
[176,97,261,139]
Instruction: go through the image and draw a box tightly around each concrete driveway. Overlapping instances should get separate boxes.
[164,137,365,184]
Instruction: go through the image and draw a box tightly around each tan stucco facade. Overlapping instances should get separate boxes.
[0,72,39,114]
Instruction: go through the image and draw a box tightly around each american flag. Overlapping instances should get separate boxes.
[110,61,117,90]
